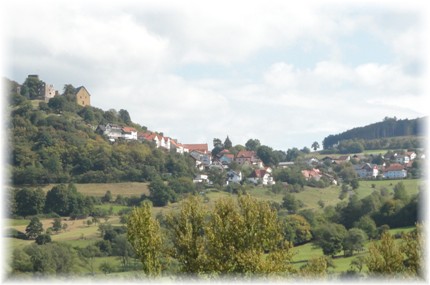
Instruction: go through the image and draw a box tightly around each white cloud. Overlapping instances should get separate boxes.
[3,0,428,150]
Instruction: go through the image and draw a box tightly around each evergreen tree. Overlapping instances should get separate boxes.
[224,136,232,149]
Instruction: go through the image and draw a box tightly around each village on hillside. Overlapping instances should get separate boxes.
[16,74,423,188]
[95,119,422,187]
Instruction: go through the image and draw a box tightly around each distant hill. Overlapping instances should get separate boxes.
[322,117,426,150]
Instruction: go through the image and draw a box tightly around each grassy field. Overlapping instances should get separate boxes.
[355,179,421,200]
[40,182,150,197]
[292,225,415,274]
[5,177,421,278]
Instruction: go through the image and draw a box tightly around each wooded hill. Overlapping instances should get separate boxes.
[5,77,196,186]
[322,117,426,150]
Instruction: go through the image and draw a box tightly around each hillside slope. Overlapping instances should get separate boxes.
[322,117,426,149]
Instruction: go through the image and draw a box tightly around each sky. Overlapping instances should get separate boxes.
[2,0,429,150]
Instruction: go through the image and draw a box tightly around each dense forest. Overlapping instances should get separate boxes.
[322,117,426,150]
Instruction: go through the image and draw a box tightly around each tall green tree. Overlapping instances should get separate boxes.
[25,217,44,240]
[149,178,177,207]
[366,231,404,275]
[203,195,295,276]
[127,201,163,277]
[257,145,278,166]
[118,109,132,124]
[343,228,367,256]
[393,182,409,202]
[314,223,347,257]
[14,188,45,217]
[311,141,320,151]
[166,196,206,274]
[283,214,312,245]
[245,139,261,151]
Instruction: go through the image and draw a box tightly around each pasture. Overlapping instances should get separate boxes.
[5,177,422,278]
[40,182,150,197]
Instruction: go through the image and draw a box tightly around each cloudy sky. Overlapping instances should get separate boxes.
[2,0,429,150]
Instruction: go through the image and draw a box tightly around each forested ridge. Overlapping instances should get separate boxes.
[323,117,426,150]
[5,77,196,186]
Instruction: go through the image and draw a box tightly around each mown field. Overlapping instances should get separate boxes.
[40,182,150,197]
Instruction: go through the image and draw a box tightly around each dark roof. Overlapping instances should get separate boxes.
[74,86,91,96]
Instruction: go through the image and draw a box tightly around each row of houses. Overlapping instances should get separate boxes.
[353,163,409,179]
[194,167,276,186]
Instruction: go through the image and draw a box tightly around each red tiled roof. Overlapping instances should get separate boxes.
[122,127,136,133]
[301,168,321,179]
[250,169,267,178]
[237,150,256,158]
[170,139,182,148]
[183,144,209,153]
[384,163,405,172]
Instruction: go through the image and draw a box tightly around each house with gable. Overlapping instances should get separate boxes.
[395,151,417,165]
[395,155,410,165]
[170,139,186,154]
[122,127,137,140]
[301,168,322,181]
[306,157,320,166]
[219,153,235,165]
[235,150,263,168]
[354,163,379,178]
[183,144,209,154]
[189,150,212,169]
[406,151,417,161]
[333,155,350,164]
[140,132,164,148]
[227,170,242,184]
[247,169,275,186]
[74,86,91,107]
[160,136,171,150]
[383,163,407,179]
[100,123,123,141]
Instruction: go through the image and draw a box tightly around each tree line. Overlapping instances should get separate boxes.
[322,117,425,150]
[126,195,423,279]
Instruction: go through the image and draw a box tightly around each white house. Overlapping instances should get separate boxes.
[395,155,410,165]
[170,139,185,154]
[122,127,137,140]
[383,163,407,179]
[227,170,242,184]
[354,163,379,178]
[247,169,275,186]
[193,174,209,184]
[306,157,319,166]
[406,151,417,161]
